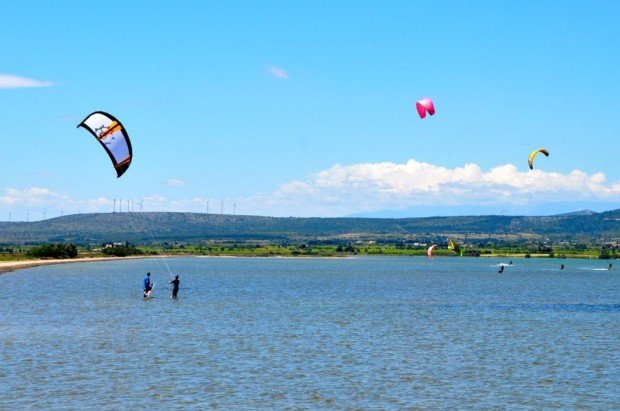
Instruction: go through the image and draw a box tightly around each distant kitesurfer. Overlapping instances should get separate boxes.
[170,275,180,299]
[509,261,513,265]
[143,272,153,298]
[609,263,613,271]
[560,264,565,270]
[498,265,505,274]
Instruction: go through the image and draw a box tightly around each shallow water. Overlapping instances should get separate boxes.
[0,256,618,409]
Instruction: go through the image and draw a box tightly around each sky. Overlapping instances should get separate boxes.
[1,1,619,220]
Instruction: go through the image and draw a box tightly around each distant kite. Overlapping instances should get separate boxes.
[427,244,437,259]
[528,148,549,170]
[448,239,461,255]
[78,111,133,178]
[416,98,435,119]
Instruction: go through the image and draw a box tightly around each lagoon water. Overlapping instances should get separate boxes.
[0,256,618,408]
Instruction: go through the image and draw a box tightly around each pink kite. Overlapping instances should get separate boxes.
[427,244,437,259]
[415,98,435,119]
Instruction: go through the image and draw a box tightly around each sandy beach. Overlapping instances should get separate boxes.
[0,255,152,274]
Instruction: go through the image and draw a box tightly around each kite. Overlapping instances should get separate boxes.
[78,111,133,177]
[415,98,435,119]
[448,239,461,255]
[427,244,437,259]
[528,148,549,170]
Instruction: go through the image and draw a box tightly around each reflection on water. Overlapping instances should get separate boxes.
[0,257,618,408]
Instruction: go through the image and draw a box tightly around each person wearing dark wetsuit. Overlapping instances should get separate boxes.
[498,265,505,274]
[560,264,565,270]
[143,272,152,298]
[170,275,180,299]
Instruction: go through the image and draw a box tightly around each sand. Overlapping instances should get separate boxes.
[0,256,151,274]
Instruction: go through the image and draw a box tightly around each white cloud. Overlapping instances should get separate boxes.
[0,73,53,89]
[0,187,71,206]
[2,159,618,220]
[0,187,112,219]
[167,179,185,186]
[267,66,289,80]
[240,159,620,216]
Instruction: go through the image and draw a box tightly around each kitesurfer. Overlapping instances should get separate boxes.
[509,261,513,265]
[560,264,565,270]
[143,272,153,298]
[170,275,180,299]
[609,263,613,271]
[498,265,505,274]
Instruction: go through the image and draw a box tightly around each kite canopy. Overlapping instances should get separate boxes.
[448,239,461,254]
[415,98,435,119]
[427,244,437,259]
[78,111,132,178]
[528,148,549,170]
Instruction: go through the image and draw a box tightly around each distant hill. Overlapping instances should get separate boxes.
[0,210,618,245]
[552,210,598,217]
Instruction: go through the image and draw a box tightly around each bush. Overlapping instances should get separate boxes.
[27,243,78,259]
[599,247,612,260]
[462,249,481,257]
[102,245,144,257]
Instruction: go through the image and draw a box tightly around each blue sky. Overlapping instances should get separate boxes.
[1,1,619,219]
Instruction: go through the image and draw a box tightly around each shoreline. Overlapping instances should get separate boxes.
[0,255,154,274]
[0,254,355,274]
[0,253,609,274]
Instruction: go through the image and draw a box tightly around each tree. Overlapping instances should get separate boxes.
[27,243,78,259]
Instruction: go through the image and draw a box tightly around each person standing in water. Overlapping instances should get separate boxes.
[170,275,180,299]
[143,272,153,298]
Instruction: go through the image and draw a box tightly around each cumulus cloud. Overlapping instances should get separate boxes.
[2,159,619,219]
[0,187,112,219]
[0,73,53,89]
[267,66,289,80]
[0,187,72,206]
[167,178,185,186]
[240,159,620,216]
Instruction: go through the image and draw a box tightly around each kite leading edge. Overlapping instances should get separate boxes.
[78,111,133,178]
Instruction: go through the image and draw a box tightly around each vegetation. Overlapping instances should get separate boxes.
[26,243,78,259]
[599,245,618,260]
[0,210,617,262]
[0,241,617,263]
[101,245,145,257]
[0,209,618,246]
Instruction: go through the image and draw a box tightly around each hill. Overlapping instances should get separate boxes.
[0,210,618,245]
